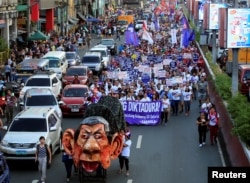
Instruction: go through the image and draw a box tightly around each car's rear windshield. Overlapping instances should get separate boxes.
[9,118,47,132]
[66,68,87,76]
[26,78,50,86]
[63,88,88,97]
[101,40,114,45]
[81,56,100,64]
[66,53,75,59]
[26,95,57,106]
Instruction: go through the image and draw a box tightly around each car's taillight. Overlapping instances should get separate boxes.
[1,97,5,101]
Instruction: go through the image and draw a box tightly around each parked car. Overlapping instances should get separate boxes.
[100,39,117,55]
[0,152,10,183]
[62,66,89,86]
[19,72,62,102]
[66,52,80,67]
[0,107,62,160]
[19,88,62,118]
[58,85,89,117]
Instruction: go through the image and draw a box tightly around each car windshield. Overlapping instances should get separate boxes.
[9,118,47,132]
[63,88,88,97]
[26,95,57,106]
[48,59,60,68]
[117,21,128,25]
[66,68,87,76]
[26,78,50,86]
[101,40,114,45]
[90,50,106,57]
[82,56,100,64]
[243,70,250,80]
[66,53,75,59]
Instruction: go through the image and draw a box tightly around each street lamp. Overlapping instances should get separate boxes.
[55,0,68,37]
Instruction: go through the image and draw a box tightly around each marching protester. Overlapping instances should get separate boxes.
[196,112,208,147]
[5,89,17,124]
[208,105,220,146]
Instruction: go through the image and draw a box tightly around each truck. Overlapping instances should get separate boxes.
[226,48,250,74]
[117,15,135,34]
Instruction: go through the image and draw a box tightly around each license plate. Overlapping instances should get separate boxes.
[16,150,27,155]
[71,108,79,112]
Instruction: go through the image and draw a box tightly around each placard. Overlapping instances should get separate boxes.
[227,8,250,48]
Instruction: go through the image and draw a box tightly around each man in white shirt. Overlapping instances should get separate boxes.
[172,85,181,116]
[140,93,151,102]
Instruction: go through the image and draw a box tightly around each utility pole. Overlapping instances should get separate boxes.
[27,0,31,38]
[60,0,64,37]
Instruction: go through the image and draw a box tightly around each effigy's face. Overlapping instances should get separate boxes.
[76,124,111,172]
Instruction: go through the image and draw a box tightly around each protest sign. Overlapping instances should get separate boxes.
[121,101,162,125]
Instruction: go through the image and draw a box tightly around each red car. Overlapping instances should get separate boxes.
[62,66,89,87]
[59,84,89,117]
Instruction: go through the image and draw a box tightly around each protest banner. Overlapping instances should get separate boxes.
[158,70,166,78]
[183,53,192,59]
[163,59,172,65]
[118,71,129,80]
[121,100,162,125]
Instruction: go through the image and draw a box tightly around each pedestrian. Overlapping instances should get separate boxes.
[35,136,52,183]
[161,94,170,125]
[4,62,11,82]
[196,112,208,147]
[118,131,132,176]
[208,105,220,145]
[116,30,120,41]
[5,89,16,124]
[197,75,208,106]
[171,84,181,116]
[0,106,4,140]
[182,86,192,116]
[62,150,74,182]
[86,34,91,49]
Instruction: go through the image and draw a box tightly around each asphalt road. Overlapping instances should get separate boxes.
[8,34,222,183]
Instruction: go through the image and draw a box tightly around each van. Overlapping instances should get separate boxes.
[81,52,103,73]
[43,51,68,79]
[238,64,250,99]
[90,45,111,69]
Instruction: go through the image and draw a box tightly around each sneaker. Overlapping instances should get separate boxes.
[199,144,202,147]
[202,142,206,145]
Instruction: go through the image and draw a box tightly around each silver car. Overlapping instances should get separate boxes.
[66,52,80,67]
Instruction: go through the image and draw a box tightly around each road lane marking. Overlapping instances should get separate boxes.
[136,135,142,149]
[217,140,226,167]
[127,179,133,183]
[31,180,39,183]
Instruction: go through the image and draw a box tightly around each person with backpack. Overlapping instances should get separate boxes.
[35,136,52,183]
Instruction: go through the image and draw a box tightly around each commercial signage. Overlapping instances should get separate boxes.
[227,8,250,48]
[209,3,227,30]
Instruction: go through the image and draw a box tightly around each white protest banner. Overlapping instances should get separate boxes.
[172,76,183,84]
[166,79,173,86]
[183,53,192,59]
[107,71,114,79]
[143,66,151,74]
[138,65,146,72]
[118,71,129,80]
[158,70,166,78]
[141,55,147,62]
[163,59,172,65]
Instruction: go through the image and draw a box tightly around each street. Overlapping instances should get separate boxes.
[8,34,222,183]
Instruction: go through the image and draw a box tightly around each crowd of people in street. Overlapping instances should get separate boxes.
[0,2,221,183]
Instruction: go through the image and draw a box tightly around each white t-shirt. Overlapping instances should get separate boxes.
[141,97,151,102]
[162,98,170,109]
[208,112,220,126]
[182,91,192,101]
[172,89,181,100]
[201,102,212,113]
[121,139,132,157]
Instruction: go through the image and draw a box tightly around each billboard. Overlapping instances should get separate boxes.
[209,3,227,30]
[227,8,250,48]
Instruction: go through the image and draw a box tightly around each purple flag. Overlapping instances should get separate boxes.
[188,29,195,42]
[181,16,189,29]
[153,17,160,31]
[182,29,189,48]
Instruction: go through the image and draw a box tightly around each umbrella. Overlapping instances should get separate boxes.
[27,30,49,41]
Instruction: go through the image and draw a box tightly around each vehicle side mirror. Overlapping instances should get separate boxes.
[3,126,8,130]
[50,126,57,131]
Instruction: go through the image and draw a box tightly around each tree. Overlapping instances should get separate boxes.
[0,37,8,52]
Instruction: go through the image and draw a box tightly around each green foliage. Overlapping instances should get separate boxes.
[0,37,8,52]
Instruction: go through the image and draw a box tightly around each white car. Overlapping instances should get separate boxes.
[20,88,62,118]
[135,20,145,31]
[19,72,62,102]
[90,45,111,68]
[0,107,62,160]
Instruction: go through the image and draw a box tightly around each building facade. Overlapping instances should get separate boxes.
[0,0,18,48]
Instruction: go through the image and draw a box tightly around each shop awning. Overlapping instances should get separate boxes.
[17,5,28,12]
[77,12,86,21]
[68,18,78,25]
[27,30,49,41]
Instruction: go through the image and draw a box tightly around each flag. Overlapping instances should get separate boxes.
[142,30,154,44]
[182,29,189,48]
[153,17,160,31]
[142,21,147,31]
[125,24,139,46]
[181,16,189,29]
[171,28,177,44]
[188,29,195,42]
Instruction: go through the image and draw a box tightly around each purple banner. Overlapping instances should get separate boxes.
[121,100,162,125]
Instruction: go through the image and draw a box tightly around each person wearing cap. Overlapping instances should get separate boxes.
[118,131,132,176]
